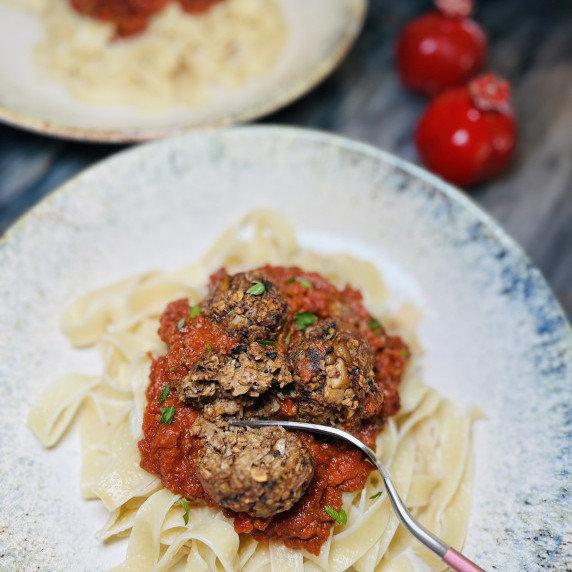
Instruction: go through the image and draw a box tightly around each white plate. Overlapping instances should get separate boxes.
[0,0,366,142]
[0,127,570,571]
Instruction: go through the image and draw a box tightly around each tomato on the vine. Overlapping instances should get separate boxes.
[396,0,487,97]
[415,73,516,188]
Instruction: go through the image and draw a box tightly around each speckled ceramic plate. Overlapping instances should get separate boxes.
[0,0,365,143]
[1,127,570,571]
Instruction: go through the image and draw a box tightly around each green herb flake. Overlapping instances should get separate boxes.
[206,342,212,351]
[325,329,335,340]
[368,318,381,335]
[400,348,409,358]
[324,505,347,525]
[287,277,313,289]
[246,281,265,296]
[190,304,200,319]
[159,384,170,404]
[286,332,292,346]
[174,498,190,525]
[177,318,186,331]
[295,311,317,331]
[170,355,186,371]
[256,340,276,346]
[160,406,176,424]
[287,388,296,398]
[369,491,382,500]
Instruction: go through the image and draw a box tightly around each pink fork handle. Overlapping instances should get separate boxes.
[443,547,487,572]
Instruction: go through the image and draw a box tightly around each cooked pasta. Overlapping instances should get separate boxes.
[6,0,286,110]
[28,211,479,571]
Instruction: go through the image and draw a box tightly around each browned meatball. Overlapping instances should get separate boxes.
[203,271,289,342]
[201,392,283,421]
[178,342,291,420]
[288,319,383,427]
[194,423,314,517]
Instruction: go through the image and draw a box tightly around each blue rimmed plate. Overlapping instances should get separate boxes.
[0,126,570,570]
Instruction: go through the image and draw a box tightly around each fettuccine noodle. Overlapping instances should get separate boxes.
[28,211,479,571]
[5,0,286,110]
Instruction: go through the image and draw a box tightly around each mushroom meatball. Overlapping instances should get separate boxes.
[203,271,289,342]
[178,342,291,420]
[194,422,314,518]
[288,319,383,427]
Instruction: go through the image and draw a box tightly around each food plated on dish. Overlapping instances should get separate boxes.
[0,0,366,141]
[1,127,570,571]
[28,212,478,570]
[18,0,285,111]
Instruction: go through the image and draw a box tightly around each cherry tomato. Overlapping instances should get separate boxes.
[396,0,487,97]
[415,73,516,188]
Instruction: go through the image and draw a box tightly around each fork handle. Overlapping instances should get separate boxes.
[443,547,487,572]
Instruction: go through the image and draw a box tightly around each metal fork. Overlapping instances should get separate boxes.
[230,419,486,572]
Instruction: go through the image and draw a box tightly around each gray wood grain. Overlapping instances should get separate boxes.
[1,0,571,319]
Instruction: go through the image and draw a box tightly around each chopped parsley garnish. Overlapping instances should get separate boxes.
[159,384,170,403]
[286,332,292,346]
[295,311,317,330]
[325,329,335,340]
[287,388,296,398]
[159,406,176,424]
[369,491,382,500]
[174,498,190,525]
[246,281,265,296]
[170,355,186,371]
[177,318,186,331]
[324,505,347,525]
[368,318,381,335]
[256,340,276,346]
[206,342,212,351]
[190,304,200,318]
[400,348,409,358]
[287,277,313,289]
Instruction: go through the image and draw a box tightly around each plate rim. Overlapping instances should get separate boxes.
[0,0,368,143]
[3,123,571,336]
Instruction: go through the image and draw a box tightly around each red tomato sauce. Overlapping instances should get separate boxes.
[69,0,224,38]
[259,265,407,425]
[138,265,408,554]
[139,300,237,499]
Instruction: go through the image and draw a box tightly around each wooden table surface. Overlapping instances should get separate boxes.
[1,0,571,319]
